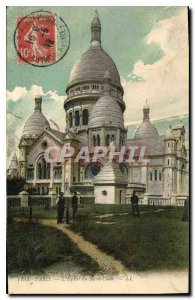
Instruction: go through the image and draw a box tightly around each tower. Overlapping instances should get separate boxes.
[64,11,125,144]
[163,125,176,198]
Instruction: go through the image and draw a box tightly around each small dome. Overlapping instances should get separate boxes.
[89,71,124,128]
[134,102,158,139]
[89,95,124,128]
[134,120,158,139]
[22,96,50,137]
[166,125,175,140]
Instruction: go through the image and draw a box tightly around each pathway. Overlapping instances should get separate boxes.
[39,219,128,275]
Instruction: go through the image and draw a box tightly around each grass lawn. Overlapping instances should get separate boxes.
[12,203,160,220]
[70,207,189,272]
[7,221,100,275]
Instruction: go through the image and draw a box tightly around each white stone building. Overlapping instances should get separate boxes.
[8,12,189,204]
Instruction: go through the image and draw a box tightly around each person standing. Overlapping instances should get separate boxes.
[71,191,78,221]
[57,192,65,223]
[130,191,140,216]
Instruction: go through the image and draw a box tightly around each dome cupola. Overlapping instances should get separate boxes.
[89,71,124,128]
[65,11,125,113]
[22,95,50,137]
[134,100,158,139]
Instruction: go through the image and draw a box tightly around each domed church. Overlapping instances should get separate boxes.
[8,12,189,205]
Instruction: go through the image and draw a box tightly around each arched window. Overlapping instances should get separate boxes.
[106,134,111,146]
[154,170,157,181]
[83,109,89,125]
[38,163,42,179]
[75,110,80,127]
[150,173,153,181]
[119,163,128,176]
[69,112,73,128]
[159,172,162,181]
[47,163,50,179]
[93,135,96,147]
[167,159,170,166]
[42,159,47,179]
[85,162,103,180]
[111,135,115,142]
[97,135,100,146]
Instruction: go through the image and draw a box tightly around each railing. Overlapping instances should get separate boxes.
[149,198,171,206]
[176,198,186,206]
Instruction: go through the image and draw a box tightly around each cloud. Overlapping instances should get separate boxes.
[123,8,189,125]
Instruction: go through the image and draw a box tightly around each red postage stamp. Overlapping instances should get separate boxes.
[15,11,70,67]
[16,14,56,64]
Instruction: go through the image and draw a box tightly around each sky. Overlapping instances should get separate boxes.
[6,6,189,159]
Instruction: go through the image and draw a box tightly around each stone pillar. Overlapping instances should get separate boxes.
[50,163,54,189]
[80,109,83,126]
[143,193,149,205]
[177,170,181,194]
[49,191,58,207]
[33,164,37,187]
[171,193,177,206]
[61,162,65,193]
[19,191,29,207]
[101,127,105,146]
[116,128,120,150]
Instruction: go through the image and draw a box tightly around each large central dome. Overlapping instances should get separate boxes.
[68,11,122,89]
[69,43,121,87]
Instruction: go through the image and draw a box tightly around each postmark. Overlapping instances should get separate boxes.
[14,11,70,67]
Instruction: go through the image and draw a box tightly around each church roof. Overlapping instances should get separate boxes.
[22,96,50,137]
[127,135,165,155]
[89,71,124,128]
[93,162,128,185]
[134,101,159,139]
[47,128,65,141]
[69,12,122,88]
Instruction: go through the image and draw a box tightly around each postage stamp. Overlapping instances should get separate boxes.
[14,11,70,66]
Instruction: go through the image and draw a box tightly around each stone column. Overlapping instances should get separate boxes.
[101,127,105,146]
[33,164,37,187]
[61,161,65,193]
[80,108,83,126]
[143,193,149,205]
[116,128,120,150]
[171,193,177,206]
[49,191,58,207]
[19,191,29,207]
[50,163,54,189]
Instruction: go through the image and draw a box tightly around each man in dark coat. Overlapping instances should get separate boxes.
[131,191,140,216]
[57,192,65,223]
[71,192,78,221]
